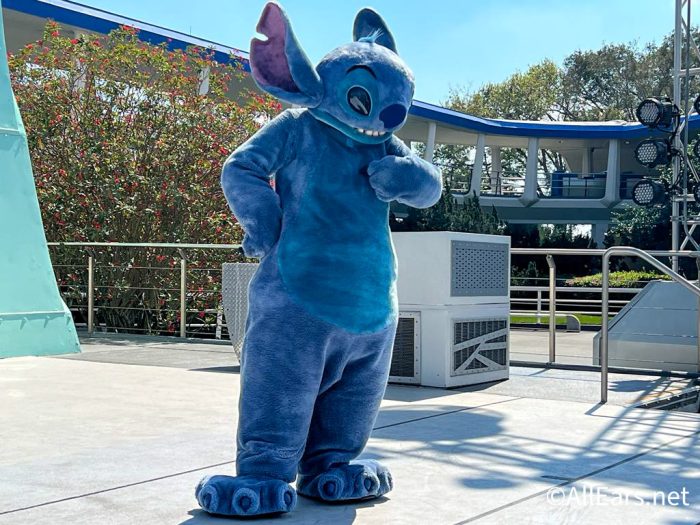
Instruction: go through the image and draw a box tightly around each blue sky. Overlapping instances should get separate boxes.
[76,0,692,104]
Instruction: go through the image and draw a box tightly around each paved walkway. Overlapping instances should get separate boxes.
[1,335,699,524]
[510,329,597,366]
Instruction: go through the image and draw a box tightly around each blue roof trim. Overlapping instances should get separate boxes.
[410,100,700,139]
[4,0,251,72]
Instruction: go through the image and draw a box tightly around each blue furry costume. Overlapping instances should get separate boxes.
[196,2,442,517]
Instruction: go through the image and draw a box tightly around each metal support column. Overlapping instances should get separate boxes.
[179,249,187,339]
[87,254,94,335]
[546,254,556,363]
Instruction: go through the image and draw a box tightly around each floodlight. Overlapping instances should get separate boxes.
[631,179,667,207]
[635,97,676,128]
[634,139,672,168]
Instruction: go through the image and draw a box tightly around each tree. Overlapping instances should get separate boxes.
[559,41,674,122]
[9,22,281,335]
[441,60,565,184]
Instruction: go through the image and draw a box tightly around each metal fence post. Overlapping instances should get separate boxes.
[87,254,94,334]
[600,251,610,404]
[546,254,556,363]
[179,250,187,339]
[536,289,542,324]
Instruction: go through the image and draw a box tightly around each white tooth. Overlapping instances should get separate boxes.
[373,131,379,136]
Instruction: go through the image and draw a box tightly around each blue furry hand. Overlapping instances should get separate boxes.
[241,211,282,258]
[367,154,442,209]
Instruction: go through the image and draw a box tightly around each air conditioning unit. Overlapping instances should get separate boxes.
[221,262,258,359]
[391,232,511,388]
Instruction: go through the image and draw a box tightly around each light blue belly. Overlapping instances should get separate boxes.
[277,157,396,334]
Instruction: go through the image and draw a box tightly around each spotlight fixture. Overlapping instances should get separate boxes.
[635,97,677,128]
[631,179,667,207]
[634,139,672,168]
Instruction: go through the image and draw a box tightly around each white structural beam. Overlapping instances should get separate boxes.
[601,139,621,207]
[491,146,501,192]
[469,134,486,196]
[424,121,437,163]
[591,222,609,248]
[520,137,539,206]
[581,148,591,176]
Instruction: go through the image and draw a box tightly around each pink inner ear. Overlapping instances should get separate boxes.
[250,3,300,93]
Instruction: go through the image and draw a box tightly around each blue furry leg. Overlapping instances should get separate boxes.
[296,319,397,503]
[195,475,296,517]
[297,460,393,502]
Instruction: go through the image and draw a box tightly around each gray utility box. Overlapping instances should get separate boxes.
[592,280,699,372]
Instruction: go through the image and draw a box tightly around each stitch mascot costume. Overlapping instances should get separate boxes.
[196,2,442,517]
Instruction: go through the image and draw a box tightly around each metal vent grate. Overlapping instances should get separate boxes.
[221,262,259,358]
[389,313,420,383]
[451,241,508,297]
[452,318,508,376]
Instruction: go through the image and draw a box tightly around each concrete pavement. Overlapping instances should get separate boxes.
[0,335,699,524]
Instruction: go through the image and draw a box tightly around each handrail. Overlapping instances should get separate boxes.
[45,242,699,259]
[600,246,700,404]
[513,248,700,257]
[47,241,242,249]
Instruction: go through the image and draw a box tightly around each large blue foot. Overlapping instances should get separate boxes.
[297,460,393,502]
[195,475,297,517]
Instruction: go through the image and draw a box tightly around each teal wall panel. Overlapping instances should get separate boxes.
[0,0,80,357]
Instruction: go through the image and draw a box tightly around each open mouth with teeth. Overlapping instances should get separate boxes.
[355,127,387,137]
[309,108,393,145]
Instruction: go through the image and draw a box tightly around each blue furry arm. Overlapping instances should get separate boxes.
[367,135,442,209]
[221,110,297,258]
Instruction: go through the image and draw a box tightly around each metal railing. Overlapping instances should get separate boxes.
[599,247,700,403]
[511,285,642,319]
[48,241,242,338]
[480,170,525,197]
[47,242,700,403]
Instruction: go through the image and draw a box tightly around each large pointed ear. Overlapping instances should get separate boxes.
[250,2,323,107]
[352,8,398,54]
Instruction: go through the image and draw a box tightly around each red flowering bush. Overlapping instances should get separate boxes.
[8,22,281,335]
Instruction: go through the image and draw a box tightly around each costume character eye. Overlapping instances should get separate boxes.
[347,86,372,116]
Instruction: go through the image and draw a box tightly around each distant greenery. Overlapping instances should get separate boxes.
[392,190,504,234]
[565,271,670,288]
[511,314,609,326]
